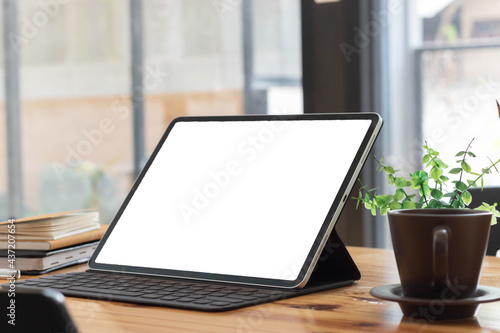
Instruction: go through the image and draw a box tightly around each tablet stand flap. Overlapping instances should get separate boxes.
[306,228,361,287]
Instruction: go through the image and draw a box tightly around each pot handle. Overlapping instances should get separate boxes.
[432,227,449,290]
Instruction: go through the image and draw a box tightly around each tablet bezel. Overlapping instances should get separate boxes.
[89,113,382,288]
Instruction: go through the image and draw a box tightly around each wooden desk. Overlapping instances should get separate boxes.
[22,247,500,332]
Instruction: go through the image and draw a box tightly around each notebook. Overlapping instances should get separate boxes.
[0,241,99,274]
[9,113,382,311]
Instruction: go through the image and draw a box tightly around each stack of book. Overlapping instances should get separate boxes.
[0,210,107,275]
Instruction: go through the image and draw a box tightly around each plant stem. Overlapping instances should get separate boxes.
[466,158,500,192]
[450,138,475,206]
[421,189,429,206]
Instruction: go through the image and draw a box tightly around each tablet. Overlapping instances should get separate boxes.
[90,113,382,288]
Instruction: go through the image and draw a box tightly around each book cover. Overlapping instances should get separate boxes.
[0,225,108,251]
[0,241,99,274]
[0,211,99,240]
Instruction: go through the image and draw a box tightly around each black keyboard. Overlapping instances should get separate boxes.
[8,271,301,311]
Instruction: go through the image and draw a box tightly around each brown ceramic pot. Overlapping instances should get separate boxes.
[387,209,492,299]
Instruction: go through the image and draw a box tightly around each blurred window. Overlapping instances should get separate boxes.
[416,0,500,186]
[1,0,302,221]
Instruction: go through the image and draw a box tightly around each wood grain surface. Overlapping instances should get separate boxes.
[17,247,500,332]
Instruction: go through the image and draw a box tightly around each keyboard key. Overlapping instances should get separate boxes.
[112,287,127,291]
[68,286,142,297]
[187,295,205,299]
[35,276,64,281]
[210,292,230,297]
[194,299,211,304]
[160,295,180,301]
[140,294,163,299]
[223,294,258,301]
[47,284,71,289]
[147,286,164,290]
[206,285,225,290]
[172,292,190,297]
[177,297,197,302]
[210,301,231,307]
[205,296,242,304]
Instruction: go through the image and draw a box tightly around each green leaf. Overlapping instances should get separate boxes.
[467,180,477,187]
[394,189,404,201]
[415,170,429,179]
[422,154,430,164]
[439,175,449,182]
[461,190,472,205]
[434,200,448,209]
[430,167,443,181]
[482,168,492,175]
[370,203,377,216]
[443,192,457,198]
[364,194,371,209]
[481,202,493,210]
[490,204,500,217]
[461,161,471,173]
[410,180,420,189]
[375,195,391,207]
[395,177,407,189]
[455,151,466,157]
[475,203,500,225]
[427,199,439,208]
[431,189,443,200]
[455,181,467,191]
[402,200,416,209]
[355,196,360,209]
[387,174,395,186]
[380,207,389,215]
[451,199,465,209]
[421,185,431,197]
[449,168,462,174]
[384,166,395,174]
[434,158,448,168]
[488,157,499,173]
[467,152,476,157]
[390,201,402,210]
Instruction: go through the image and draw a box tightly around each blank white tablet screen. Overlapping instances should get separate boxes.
[95,119,371,281]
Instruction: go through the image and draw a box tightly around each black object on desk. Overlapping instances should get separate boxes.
[0,287,78,332]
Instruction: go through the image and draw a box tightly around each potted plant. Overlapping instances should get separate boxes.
[355,139,500,320]
[354,139,500,219]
